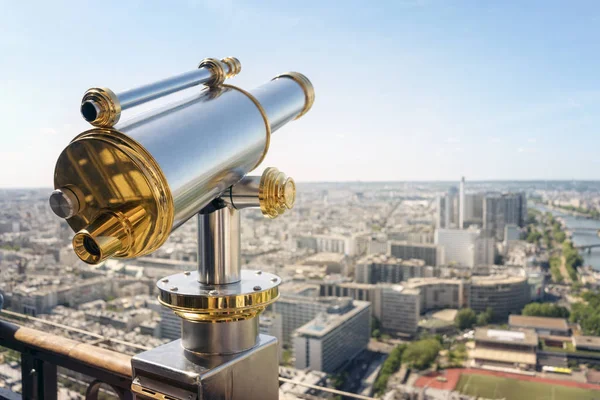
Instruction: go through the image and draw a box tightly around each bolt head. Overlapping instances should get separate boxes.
[208,290,219,296]
[170,286,178,291]
[253,286,262,291]
[271,277,278,283]
[184,271,191,276]
[256,270,263,275]
[161,279,169,283]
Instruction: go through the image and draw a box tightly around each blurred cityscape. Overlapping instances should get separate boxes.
[3,179,600,399]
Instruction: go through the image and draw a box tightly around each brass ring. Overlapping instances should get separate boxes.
[222,84,271,171]
[272,72,315,119]
[81,88,121,127]
[198,58,226,86]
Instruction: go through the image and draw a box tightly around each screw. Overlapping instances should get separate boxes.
[170,286,178,291]
[161,279,169,283]
[184,271,191,276]
[209,290,219,296]
[253,286,262,291]
[256,270,263,275]
[29,369,36,376]
[271,277,278,283]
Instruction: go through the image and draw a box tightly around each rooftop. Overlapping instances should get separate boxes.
[509,315,569,331]
[389,240,439,249]
[295,300,370,338]
[471,274,527,286]
[574,335,600,348]
[475,328,538,346]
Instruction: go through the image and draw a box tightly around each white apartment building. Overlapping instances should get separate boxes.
[293,300,370,373]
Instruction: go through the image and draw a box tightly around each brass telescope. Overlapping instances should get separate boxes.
[50,56,314,399]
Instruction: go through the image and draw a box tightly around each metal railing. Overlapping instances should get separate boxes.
[0,319,133,400]
[0,312,378,400]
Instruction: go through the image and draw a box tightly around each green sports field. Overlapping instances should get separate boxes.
[455,373,600,400]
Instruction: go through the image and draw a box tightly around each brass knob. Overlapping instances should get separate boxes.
[259,167,296,219]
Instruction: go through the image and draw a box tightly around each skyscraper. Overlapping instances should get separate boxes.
[483,193,527,240]
[459,176,465,229]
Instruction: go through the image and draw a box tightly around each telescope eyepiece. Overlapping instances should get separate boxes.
[81,100,100,123]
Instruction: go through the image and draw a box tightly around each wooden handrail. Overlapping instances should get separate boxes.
[0,320,132,378]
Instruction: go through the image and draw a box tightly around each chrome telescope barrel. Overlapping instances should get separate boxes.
[80,57,241,128]
[52,72,314,264]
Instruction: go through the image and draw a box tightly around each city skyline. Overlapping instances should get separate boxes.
[2,1,600,186]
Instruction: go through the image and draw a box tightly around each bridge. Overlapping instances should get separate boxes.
[575,243,600,253]
[571,227,600,231]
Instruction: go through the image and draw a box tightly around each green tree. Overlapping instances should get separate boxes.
[455,308,477,330]
[526,230,542,244]
[476,307,493,326]
[374,344,407,395]
[403,339,442,370]
[522,302,570,318]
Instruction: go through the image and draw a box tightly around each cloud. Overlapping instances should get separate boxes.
[517,147,525,153]
[527,138,537,143]
[489,137,501,143]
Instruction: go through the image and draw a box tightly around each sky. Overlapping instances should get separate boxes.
[1,0,600,187]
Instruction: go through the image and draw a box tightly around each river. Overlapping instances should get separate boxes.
[536,205,600,270]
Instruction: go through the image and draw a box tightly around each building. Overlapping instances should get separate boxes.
[471,328,538,370]
[435,228,496,268]
[463,193,485,227]
[377,285,420,335]
[318,280,419,335]
[504,224,521,244]
[436,188,459,229]
[11,276,115,316]
[279,367,329,399]
[469,275,530,320]
[459,178,466,229]
[354,254,425,284]
[389,241,442,267]
[405,278,466,312]
[508,315,570,336]
[274,294,337,345]
[483,193,527,241]
[301,252,346,274]
[293,299,370,373]
[475,236,496,265]
[435,228,479,267]
[527,272,545,302]
[366,238,388,255]
[260,312,284,362]
[574,336,600,352]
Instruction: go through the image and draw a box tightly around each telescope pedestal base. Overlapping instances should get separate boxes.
[131,335,279,400]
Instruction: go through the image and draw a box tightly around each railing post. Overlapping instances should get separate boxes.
[20,353,57,400]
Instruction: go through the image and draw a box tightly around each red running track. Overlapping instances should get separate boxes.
[414,368,600,391]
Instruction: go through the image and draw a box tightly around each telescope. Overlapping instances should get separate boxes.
[50,56,314,400]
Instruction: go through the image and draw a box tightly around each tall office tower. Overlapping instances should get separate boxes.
[483,193,527,241]
[436,187,459,229]
[459,176,465,229]
[293,299,370,373]
[464,193,485,227]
